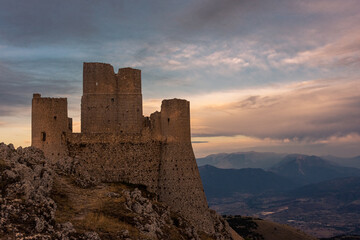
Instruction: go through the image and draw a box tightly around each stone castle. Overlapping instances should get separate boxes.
[31,63,214,233]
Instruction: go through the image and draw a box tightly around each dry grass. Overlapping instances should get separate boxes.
[198,232,217,240]
[51,176,145,239]
[51,176,217,240]
[76,212,140,237]
[253,219,317,240]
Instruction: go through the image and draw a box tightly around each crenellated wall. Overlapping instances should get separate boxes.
[31,63,215,234]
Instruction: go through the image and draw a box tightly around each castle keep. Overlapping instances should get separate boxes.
[32,63,213,233]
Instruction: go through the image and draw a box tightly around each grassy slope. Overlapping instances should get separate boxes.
[253,219,317,240]
[225,215,317,240]
[51,175,214,240]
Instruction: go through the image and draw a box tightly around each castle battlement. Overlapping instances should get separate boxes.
[31,63,214,233]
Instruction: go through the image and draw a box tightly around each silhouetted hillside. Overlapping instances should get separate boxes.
[288,177,360,200]
[199,165,297,198]
[201,172,360,238]
[224,215,317,240]
[197,152,285,169]
[323,155,360,169]
[270,154,360,185]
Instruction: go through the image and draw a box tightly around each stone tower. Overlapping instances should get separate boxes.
[31,94,71,158]
[31,62,215,234]
[158,99,213,232]
[81,63,143,134]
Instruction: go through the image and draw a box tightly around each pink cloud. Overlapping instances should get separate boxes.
[190,78,360,141]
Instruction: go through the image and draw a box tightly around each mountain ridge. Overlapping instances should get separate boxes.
[270,154,360,185]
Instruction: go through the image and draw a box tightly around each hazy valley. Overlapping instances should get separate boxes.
[198,152,360,238]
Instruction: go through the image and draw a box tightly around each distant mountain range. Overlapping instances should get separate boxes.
[198,153,360,238]
[270,154,360,185]
[323,155,360,169]
[197,151,286,170]
[287,176,360,201]
[197,151,360,170]
[199,155,360,199]
[199,165,298,198]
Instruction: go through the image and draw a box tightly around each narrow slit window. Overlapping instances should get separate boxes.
[41,132,46,142]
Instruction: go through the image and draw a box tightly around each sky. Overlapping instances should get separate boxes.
[0,0,359,158]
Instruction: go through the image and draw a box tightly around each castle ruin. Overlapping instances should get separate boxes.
[31,63,214,233]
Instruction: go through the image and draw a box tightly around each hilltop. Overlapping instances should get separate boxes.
[0,143,234,240]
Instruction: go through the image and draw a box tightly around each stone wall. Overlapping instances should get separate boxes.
[66,132,162,193]
[64,134,213,233]
[81,63,143,134]
[31,94,70,159]
[159,142,214,233]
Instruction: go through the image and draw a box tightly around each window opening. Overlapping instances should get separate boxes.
[41,132,46,141]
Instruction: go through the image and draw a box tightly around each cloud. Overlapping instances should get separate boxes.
[190,78,360,141]
[0,62,80,116]
[282,35,360,69]
[0,0,125,46]
[177,0,291,38]
[1,0,359,158]
[192,141,209,144]
[296,0,359,14]
[192,132,360,158]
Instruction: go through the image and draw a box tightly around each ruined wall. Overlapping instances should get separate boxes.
[81,63,143,134]
[66,133,162,193]
[157,99,214,233]
[160,99,191,142]
[31,94,70,159]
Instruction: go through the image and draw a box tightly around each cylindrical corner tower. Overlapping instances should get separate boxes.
[157,98,215,234]
[160,99,191,142]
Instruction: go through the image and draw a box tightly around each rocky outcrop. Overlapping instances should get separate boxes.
[0,143,233,239]
[0,143,100,239]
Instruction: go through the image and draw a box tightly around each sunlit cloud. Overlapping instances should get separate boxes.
[282,36,360,68]
[0,116,31,147]
[183,78,360,157]
[192,133,360,158]
[188,78,360,140]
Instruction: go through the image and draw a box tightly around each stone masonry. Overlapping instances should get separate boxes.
[31,63,214,234]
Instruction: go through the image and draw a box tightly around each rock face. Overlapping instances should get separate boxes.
[0,143,97,239]
[0,143,233,240]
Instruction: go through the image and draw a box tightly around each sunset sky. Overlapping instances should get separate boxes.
[1,0,359,157]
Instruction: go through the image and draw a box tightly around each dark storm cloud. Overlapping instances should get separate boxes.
[0,0,188,47]
[176,0,296,39]
[0,0,293,47]
[0,63,80,115]
[0,0,102,45]
[0,0,172,46]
